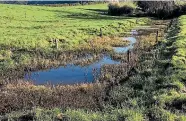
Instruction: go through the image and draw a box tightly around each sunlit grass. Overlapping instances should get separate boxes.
[0,3,146,51]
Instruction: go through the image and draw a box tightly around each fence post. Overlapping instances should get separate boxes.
[127,50,131,63]
[25,12,26,18]
[35,41,37,52]
[156,30,158,43]
[55,39,59,49]
[100,28,103,37]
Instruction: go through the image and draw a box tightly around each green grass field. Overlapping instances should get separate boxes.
[0,3,145,51]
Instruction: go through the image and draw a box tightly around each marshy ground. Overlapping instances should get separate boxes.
[1,2,186,121]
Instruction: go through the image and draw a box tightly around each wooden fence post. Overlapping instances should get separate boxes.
[55,39,59,49]
[127,50,131,63]
[100,28,103,37]
[156,30,158,43]
[35,41,37,52]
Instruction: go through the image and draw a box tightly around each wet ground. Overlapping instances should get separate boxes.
[12,20,170,85]
[24,37,136,85]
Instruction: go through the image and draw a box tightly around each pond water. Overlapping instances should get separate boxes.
[24,37,137,85]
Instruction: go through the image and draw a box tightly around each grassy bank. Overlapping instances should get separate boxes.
[105,17,186,120]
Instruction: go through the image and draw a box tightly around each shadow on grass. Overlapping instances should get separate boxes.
[39,8,134,20]
[79,8,108,15]
[63,12,135,20]
[166,19,180,39]
[84,8,108,13]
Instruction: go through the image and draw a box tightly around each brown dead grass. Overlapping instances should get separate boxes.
[76,36,130,52]
[0,81,106,114]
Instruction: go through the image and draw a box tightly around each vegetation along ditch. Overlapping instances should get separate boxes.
[1,1,186,121]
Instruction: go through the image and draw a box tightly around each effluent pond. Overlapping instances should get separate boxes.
[24,37,137,85]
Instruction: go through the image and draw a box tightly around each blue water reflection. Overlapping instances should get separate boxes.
[24,37,136,85]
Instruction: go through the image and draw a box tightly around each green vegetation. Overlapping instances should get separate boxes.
[108,2,137,16]
[172,15,186,69]
[2,2,186,121]
[4,108,145,121]
[105,17,186,120]
[137,1,186,19]
[0,3,148,74]
[0,3,144,51]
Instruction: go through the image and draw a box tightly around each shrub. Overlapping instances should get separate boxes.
[137,1,179,19]
[180,4,186,14]
[149,106,186,121]
[108,3,134,16]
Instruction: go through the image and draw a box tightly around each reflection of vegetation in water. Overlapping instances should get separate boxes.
[0,52,102,80]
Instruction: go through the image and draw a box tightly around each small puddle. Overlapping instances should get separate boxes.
[113,37,136,53]
[24,37,137,85]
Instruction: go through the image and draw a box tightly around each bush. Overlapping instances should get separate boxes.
[108,3,134,16]
[137,1,178,19]
[180,4,186,14]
